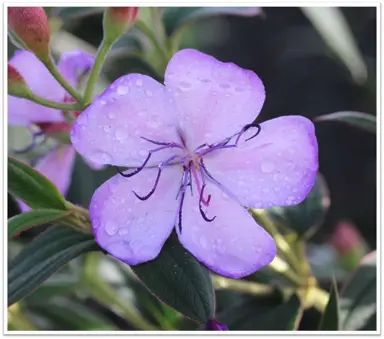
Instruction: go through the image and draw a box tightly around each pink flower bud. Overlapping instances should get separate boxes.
[329,220,368,271]
[8,7,50,61]
[8,64,32,98]
[103,7,139,44]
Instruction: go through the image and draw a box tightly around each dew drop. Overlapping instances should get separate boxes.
[90,151,112,163]
[114,127,127,141]
[138,149,147,157]
[261,161,275,173]
[118,228,129,236]
[219,83,231,89]
[179,81,192,89]
[117,86,129,95]
[105,220,118,235]
[199,236,209,249]
[109,180,118,192]
[103,125,112,133]
[145,90,153,96]
[108,112,116,119]
[136,79,143,86]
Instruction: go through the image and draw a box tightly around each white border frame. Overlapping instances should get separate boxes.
[2,1,381,337]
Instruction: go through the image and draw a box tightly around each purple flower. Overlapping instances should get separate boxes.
[71,49,318,278]
[204,319,228,331]
[8,49,100,211]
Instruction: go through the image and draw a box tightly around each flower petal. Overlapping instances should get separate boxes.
[90,167,181,265]
[71,74,180,167]
[8,50,64,125]
[204,116,318,209]
[164,49,265,148]
[57,49,95,88]
[82,156,106,170]
[177,182,276,278]
[17,145,76,211]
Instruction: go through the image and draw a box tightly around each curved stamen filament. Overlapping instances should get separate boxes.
[132,154,180,201]
[191,164,210,206]
[199,184,216,222]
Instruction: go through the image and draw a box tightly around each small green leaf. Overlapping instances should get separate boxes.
[218,293,302,330]
[319,279,340,330]
[316,111,376,133]
[339,251,377,330]
[267,173,330,238]
[131,234,215,324]
[163,7,262,35]
[8,225,98,306]
[8,157,67,210]
[8,209,70,238]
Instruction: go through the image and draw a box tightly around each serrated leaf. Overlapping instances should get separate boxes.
[50,7,104,20]
[217,293,302,330]
[267,173,330,238]
[316,111,376,133]
[8,209,70,238]
[8,225,98,306]
[131,234,215,324]
[163,7,262,35]
[8,157,67,210]
[339,251,377,330]
[319,279,340,330]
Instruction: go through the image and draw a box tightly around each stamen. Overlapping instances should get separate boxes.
[12,131,46,154]
[132,154,180,200]
[177,165,190,234]
[199,184,216,222]
[141,136,183,149]
[234,122,261,145]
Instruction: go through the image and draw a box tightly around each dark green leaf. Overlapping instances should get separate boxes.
[218,293,302,330]
[8,225,99,306]
[319,279,340,330]
[50,7,104,20]
[339,251,377,330]
[131,234,215,324]
[162,7,262,35]
[28,298,118,330]
[8,157,67,210]
[267,173,330,238]
[316,111,376,133]
[8,209,70,238]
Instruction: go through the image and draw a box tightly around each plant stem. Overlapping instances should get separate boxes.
[268,255,303,287]
[135,20,170,65]
[250,209,303,274]
[43,57,83,103]
[83,39,112,106]
[28,93,82,111]
[8,303,36,330]
[213,275,275,295]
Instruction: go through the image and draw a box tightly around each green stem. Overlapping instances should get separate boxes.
[43,57,83,103]
[28,93,82,111]
[135,20,169,65]
[83,39,113,106]
[250,209,303,274]
[268,255,303,287]
[213,275,275,295]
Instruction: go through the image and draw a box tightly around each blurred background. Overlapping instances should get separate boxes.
[8,6,377,331]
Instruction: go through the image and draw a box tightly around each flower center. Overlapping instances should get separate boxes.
[114,122,262,233]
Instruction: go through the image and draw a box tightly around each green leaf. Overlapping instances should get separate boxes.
[50,7,104,20]
[28,298,118,330]
[8,209,70,238]
[8,157,67,210]
[218,293,302,330]
[131,234,215,324]
[163,7,262,35]
[339,251,377,330]
[267,173,330,238]
[316,111,376,133]
[8,225,99,306]
[319,279,340,330]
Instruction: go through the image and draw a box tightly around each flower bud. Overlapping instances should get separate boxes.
[204,319,228,331]
[103,7,139,44]
[8,7,50,62]
[329,220,368,271]
[8,64,32,99]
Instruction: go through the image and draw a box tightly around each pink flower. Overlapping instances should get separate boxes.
[71,49,318,278]
[8,49,100,211]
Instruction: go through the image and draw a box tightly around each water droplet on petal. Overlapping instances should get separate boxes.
[145,90,153,96]
[138,149,147,157]
[105,220,118,235]
[108,112,116,119]
[90,151,112,163]
[179,81,192,89]
[103,125,112,133]
[136,79,143,86]
[261,161,275,173]
[118,228,129,236]
[109,180,118,192]
[115,127,127,141]
[199,236,208,249]
[117,86,129,95]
